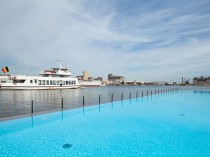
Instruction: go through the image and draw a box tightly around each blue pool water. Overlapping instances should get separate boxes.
[0,90,210,156]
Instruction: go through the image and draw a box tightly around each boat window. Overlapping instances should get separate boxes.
[50,80,53,85]
[14,80,25,83]
[1,81,6,83]
[63,81,65,85]
[35,80,37,84]
[46,80,49,85]
[38,80,41,85]
[74,80,76,84]
[30,80,33,83]
[42,80,45,85]
[57,81,59,85]
[66,81,68,85]
[53,81,56,85]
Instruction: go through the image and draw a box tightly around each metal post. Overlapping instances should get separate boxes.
[151,90,152,95]
[155,90,156,95]
[147,90,148,96]
[111,93,113,102]
[83,96,85,106]
[99,94,100,104]
[130,92,131,99]
[31,100,33,114]
[136,91,138,98]
[61,98,63,109]
[142,91,143,97]
[121,93,123,101]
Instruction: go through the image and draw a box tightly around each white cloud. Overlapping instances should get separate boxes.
[0,0,210,83]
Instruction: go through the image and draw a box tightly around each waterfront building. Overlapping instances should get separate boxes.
[83,71,88,81]
[108,74,124,83]
[97,77,103,81]
[88,77,94,81]
[76,76,83,80]
[193,76,210,86]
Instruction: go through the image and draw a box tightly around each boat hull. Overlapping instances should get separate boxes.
[0,75,80,90]
[0,85,80,90]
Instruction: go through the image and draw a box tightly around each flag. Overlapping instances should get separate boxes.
[2,67,9,73]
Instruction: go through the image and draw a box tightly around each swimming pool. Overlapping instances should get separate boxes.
[0,90,209,156]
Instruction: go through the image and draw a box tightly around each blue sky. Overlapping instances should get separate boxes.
[0,0,210,82]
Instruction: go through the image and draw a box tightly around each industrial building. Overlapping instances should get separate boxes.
[193,76,210,86]
[108,74,124,83]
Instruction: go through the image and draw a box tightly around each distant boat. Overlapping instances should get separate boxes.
[0,61,80,90]
[79,80,102,87]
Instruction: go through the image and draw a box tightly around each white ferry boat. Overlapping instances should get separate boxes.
[0,62,80,90]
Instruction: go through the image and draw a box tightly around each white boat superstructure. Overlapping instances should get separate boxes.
[0,63,80,90]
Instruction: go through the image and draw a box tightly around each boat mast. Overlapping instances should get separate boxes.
[58,59,63,68]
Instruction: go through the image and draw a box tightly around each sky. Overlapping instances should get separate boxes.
[0,0,210,83]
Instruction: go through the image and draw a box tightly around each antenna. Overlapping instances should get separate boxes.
[57,59,63,68]
[64,62,68,68]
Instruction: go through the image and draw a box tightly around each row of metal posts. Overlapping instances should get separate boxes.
[31,88,180,115]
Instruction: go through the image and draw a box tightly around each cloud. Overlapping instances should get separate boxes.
[0,0,210,82]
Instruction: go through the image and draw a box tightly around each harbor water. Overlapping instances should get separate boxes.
[0,86,210,120]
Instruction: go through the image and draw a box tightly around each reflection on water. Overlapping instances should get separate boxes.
[0,91,191,136]
[193,91,210,94]
[0,89,80,118]
[1,86,208,119]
